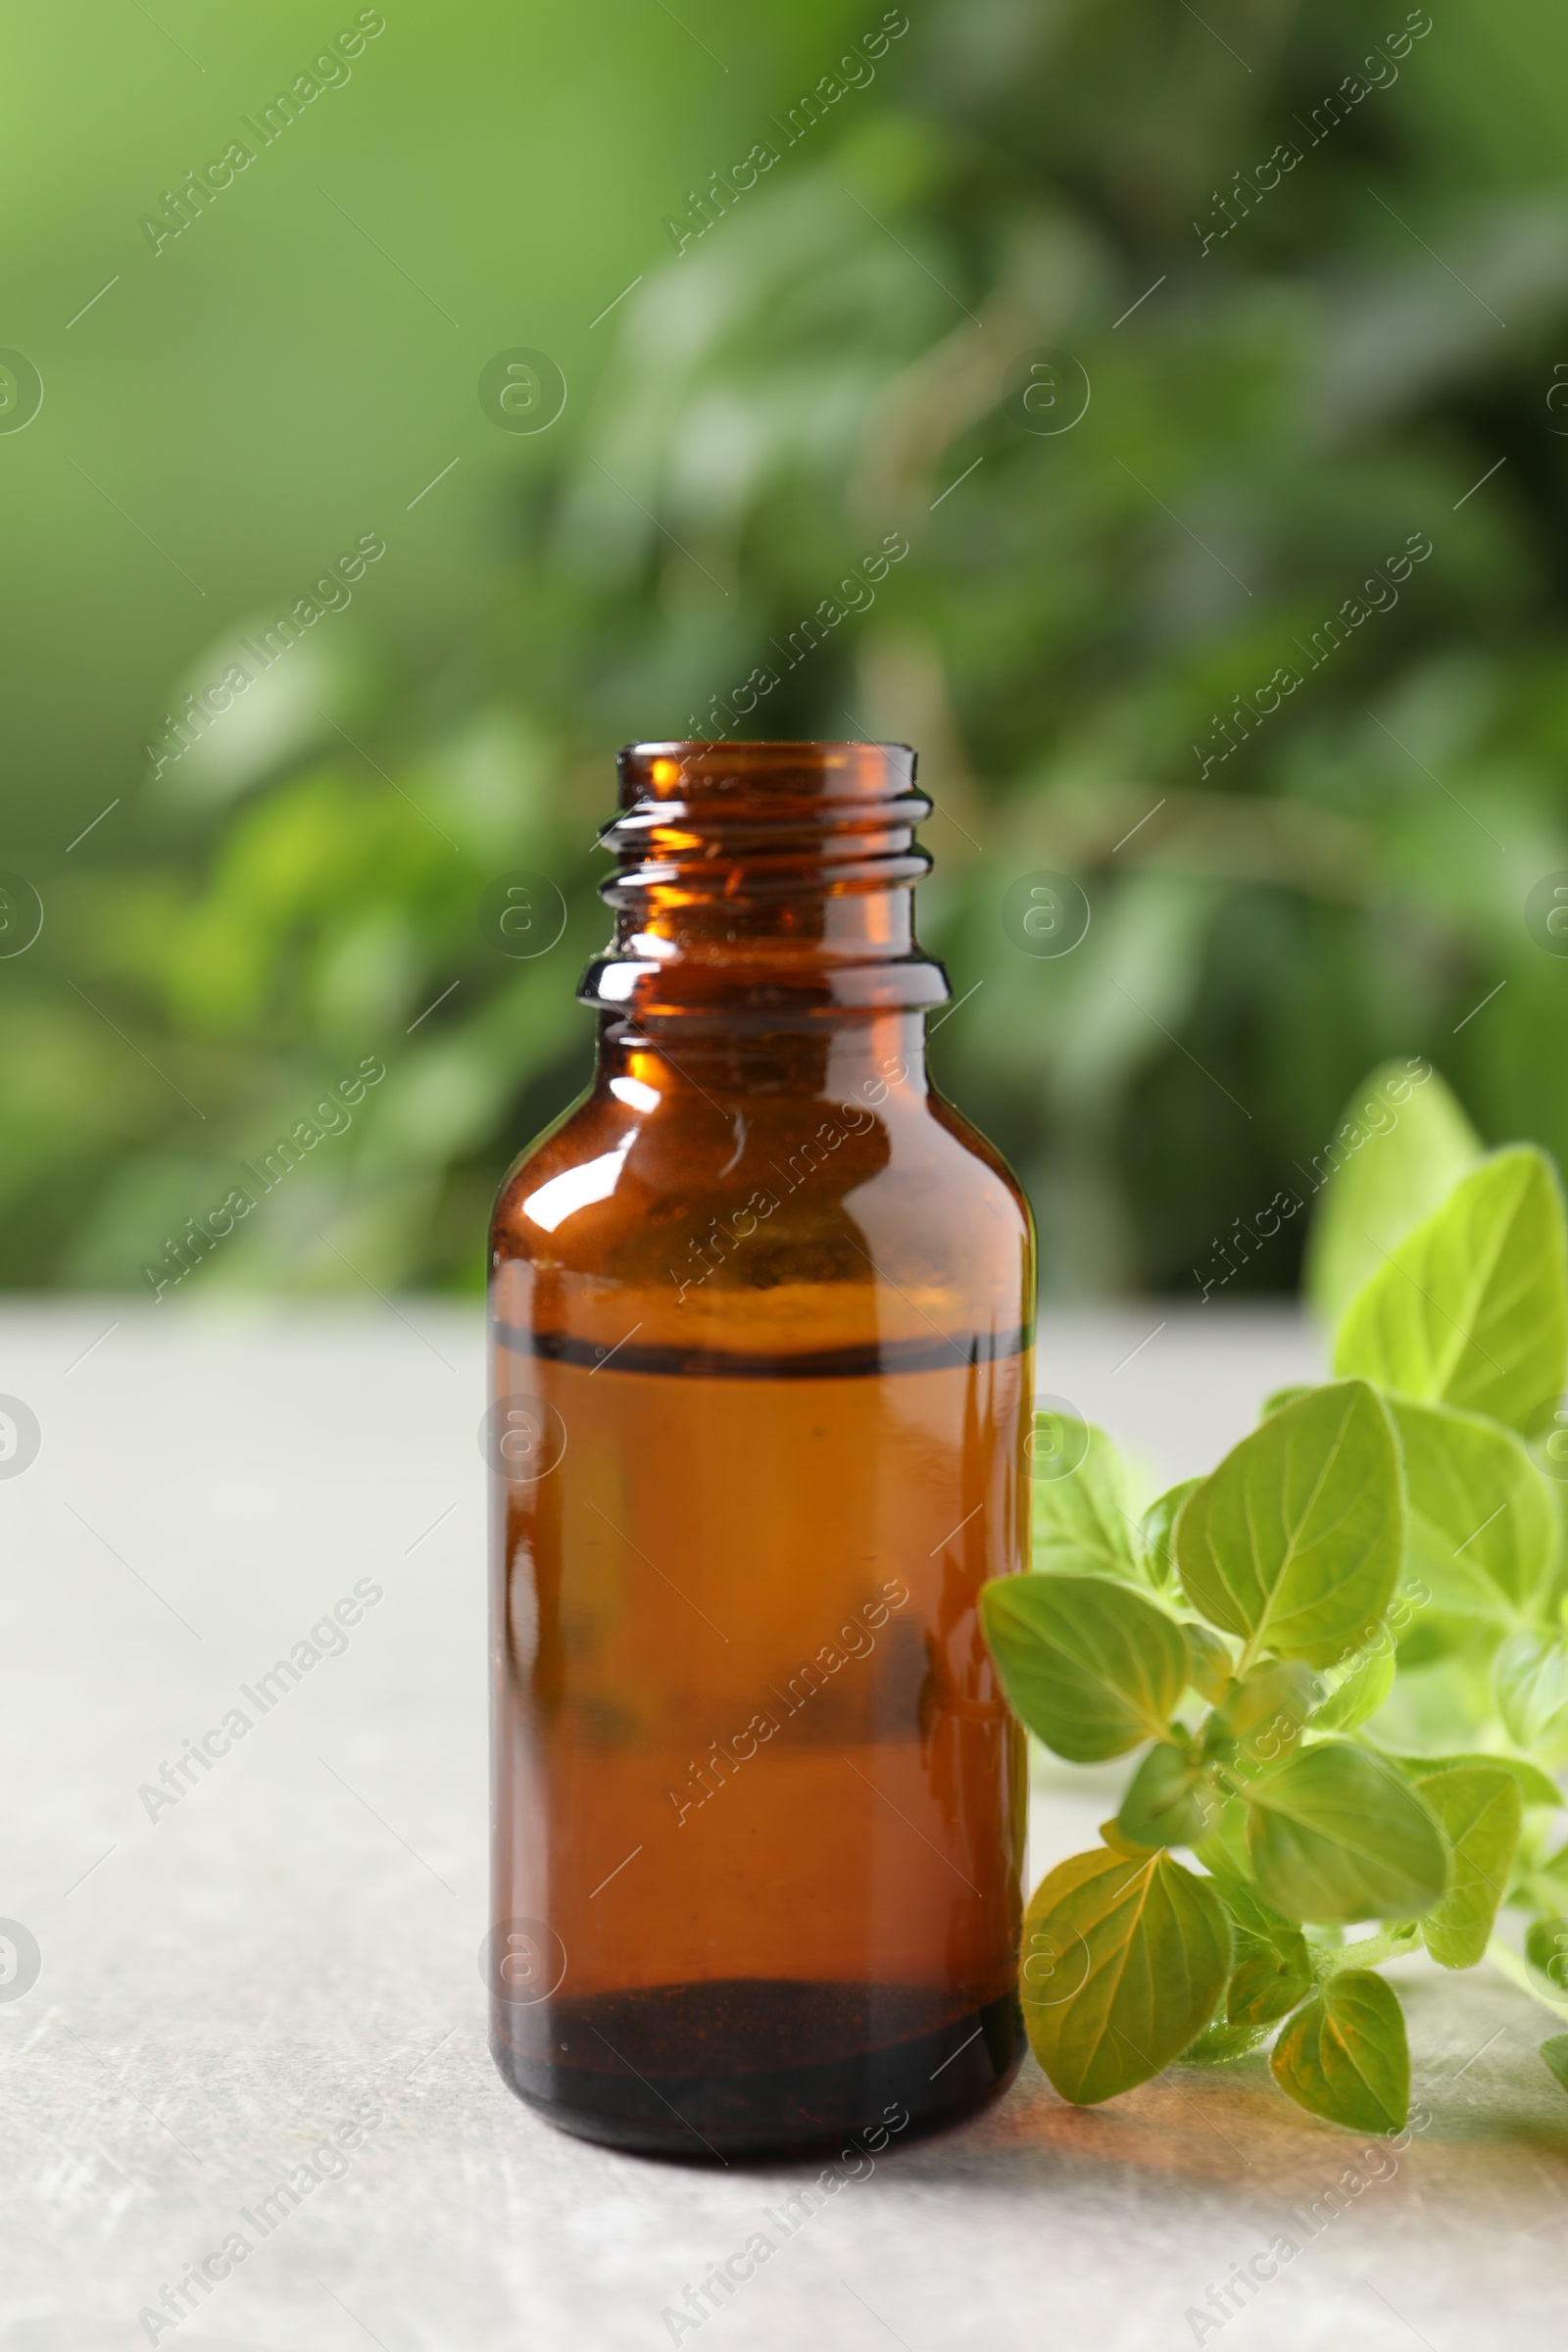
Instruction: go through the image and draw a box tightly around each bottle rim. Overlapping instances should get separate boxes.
[616,740,918,808]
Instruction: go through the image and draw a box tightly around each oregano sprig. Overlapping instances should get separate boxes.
[983,1063,1568,2129]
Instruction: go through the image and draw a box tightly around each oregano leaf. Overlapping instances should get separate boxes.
[1176,1380,1402,1667]
[1260,1385,1313,1419]
[1182,1620,1234,1705]
[1116,1740,1216,1852]
[1393,1396,1558,1620]
[1333,1147,1568,1434]
[1139,1479,1200,1592]
[1030,1419,1142,1580]
[1021,1846,1231,2105]
[1310,1642,1396,1734]
[1494,1632,1568,1762]
[1181,2016,1272,2066]
[1207,1872,1315,2028]
[1243,1740,1448,1924]
[1192,1792,1253,1883]
[1100,1816,1155,1857]
[979,1573,1188,1761]
[1524,1915,1568,1990]
[1270,1970,1410,2132]
[1416,1765,1522,1969]
[1304,1059,1481,1327]
[1218,1659,1322,1741]
[1370,1748,1563,1810]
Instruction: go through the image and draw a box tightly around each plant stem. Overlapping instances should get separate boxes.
[1315,1923,1421,1979]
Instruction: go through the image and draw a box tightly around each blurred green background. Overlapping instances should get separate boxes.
[4,0,1568,1301]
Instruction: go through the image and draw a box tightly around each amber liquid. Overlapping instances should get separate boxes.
[490,1330,1028,2159]
[489,735,1033,2159]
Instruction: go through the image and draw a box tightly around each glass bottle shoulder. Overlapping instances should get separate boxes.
[489,1075,1034,1362]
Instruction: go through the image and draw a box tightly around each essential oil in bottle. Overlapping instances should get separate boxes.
[487,739,1033,2159]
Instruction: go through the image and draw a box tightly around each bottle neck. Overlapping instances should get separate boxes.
[594,1008,930,1106]
[577,739,950,1025]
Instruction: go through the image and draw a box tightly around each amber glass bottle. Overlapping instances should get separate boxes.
[487,740,1034,2160]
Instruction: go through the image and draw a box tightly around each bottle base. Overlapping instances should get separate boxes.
[490,1978,1023,2162]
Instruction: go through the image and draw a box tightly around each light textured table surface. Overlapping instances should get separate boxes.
[2,1298,1564,2352]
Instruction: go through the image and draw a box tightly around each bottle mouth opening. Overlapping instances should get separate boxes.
[605,741,931,859]
[616,740,918,808]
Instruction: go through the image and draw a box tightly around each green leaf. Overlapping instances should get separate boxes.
[1021,1846,1232,2105]
[1372,1748,1563,1809]
[1031,1422,1141,1580]
[1494,1633,1568,1761]
[1205,1870,1294,1941]
[1099,1816,1154,1857]
[1392,1611,1469,1670]
[1182,1621,1234,1705]
[1333,1148,1568,1435]
[1192,1792,1252,1882]
[1393,1397,1558,1620]
[1181,2016,1272,2066]
[1270,1970,1410,2132]
[1525,1915,1568,1989]
[1176,1381,1403,1668]
[1116,1740,1216,1851]
[979,1573,1188,1761]
[1139,1479,1200,1592]
[1261,1385,1313,1419]
[1415,1766,1522,1968]
[1310,1642,1396,1734]
[1539,2035,1568,2096]
[1218,1659,1322,1741]
[1304,1060,1481,1327]
[1490,1934,1568,2021]
[1208,1872,1315,2028]
[1244,1740,1448,1923]
[1226,1944,1313,2031]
